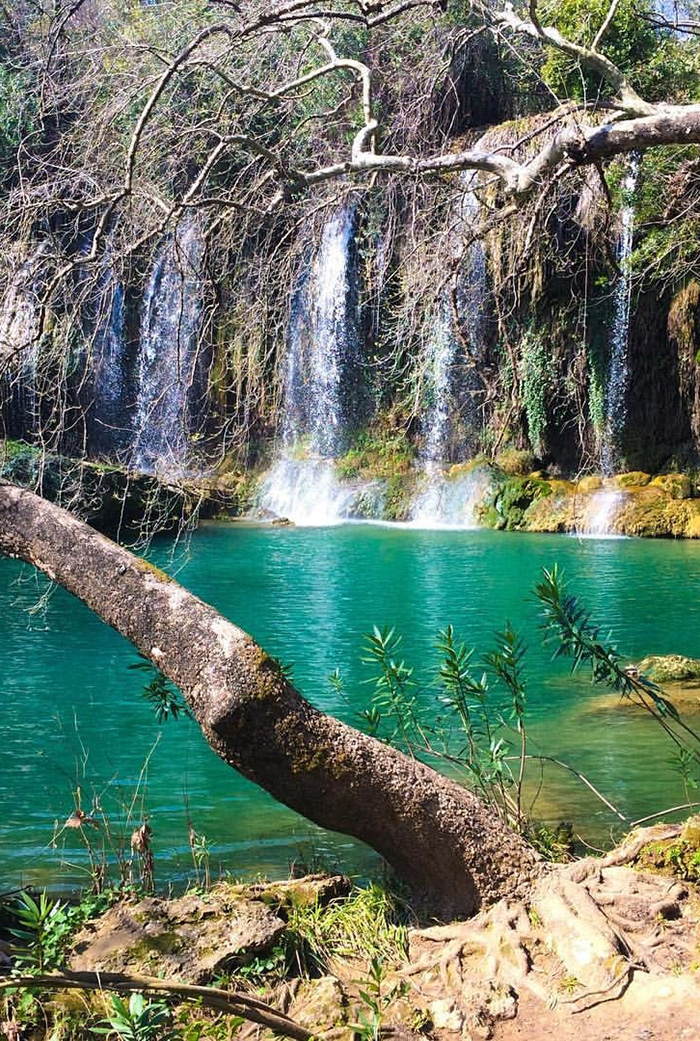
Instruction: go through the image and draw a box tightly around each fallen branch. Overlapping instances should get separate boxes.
[0,969,312,1041]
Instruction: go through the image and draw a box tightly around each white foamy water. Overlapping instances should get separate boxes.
[259,457,384,527]
[575,488,625,538]
[409,466,492,530]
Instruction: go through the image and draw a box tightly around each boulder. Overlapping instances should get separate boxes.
[70,890,286,983]
[635,655,700,684]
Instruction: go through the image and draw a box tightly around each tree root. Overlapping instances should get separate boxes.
[403,827,700,1035]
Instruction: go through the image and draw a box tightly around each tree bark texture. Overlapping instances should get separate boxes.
[0,481,542,918]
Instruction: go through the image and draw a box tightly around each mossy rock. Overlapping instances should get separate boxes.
[650,473,693,499]
[446,456,491,479]
[70,893,286,982]
[635,654,700,683]
[485,476,552,531]
[577,475,602,493]
[614,487,691,538]
[383,473,416,521]
[520,491,575,533]
[615,471,652,489]
[635,835,700,882]
[335,429,415,481]
[289,977,347,1032]
[492,448,537,476]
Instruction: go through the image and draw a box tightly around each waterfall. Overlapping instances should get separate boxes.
[584,156,639,535]
[578,488,625,538]
[410,176,487,528]
[132,217,204,476]
[89,276,130,457]
[600,154,640,477]
[259,205,366,525]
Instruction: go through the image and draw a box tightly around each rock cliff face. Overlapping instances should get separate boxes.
[2,20,700,515]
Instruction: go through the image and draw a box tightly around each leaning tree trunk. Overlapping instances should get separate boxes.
[0,481,542,917]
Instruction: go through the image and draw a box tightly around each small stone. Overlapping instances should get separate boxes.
[429,998,464,1032]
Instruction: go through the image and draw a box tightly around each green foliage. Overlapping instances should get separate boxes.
[130,657,191,724]
[361,627,419,750]
[535,565,676,715]
[637,838,700,881]
[360,565,700,840]
[362,620,532,829]
[9,892,65,972]
[519,331,551,456]
[537,0,678,102]
[92,993,178,1041]
[349,957,405,1041]
[236,944,288,983]
[9,890,115,972]
[0,60,36,172]
[284,884,409,976]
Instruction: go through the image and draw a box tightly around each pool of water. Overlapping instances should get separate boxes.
[2,522,700,891]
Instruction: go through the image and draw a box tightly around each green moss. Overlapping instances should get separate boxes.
[382,473,416,522]
[483,475,552,531]
[651,473,693,500]
[493,448,536,476]
[616,471,652,489]
[130,930,183,959]
[335,429,414,482]
[132,557,175,583]
[636,838,700,882]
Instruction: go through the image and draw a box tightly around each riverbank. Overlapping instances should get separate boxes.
[2,820,700,1041]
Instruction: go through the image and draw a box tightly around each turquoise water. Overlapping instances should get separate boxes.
[2,522,700,891]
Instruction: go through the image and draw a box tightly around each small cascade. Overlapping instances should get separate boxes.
[259,458,383,527]
[89,274,131,456]
[577,488,625,538]
[410,176,487,527]
[410,465,493,530]
[260,205,364,525]
[132,217,204,476]
[600,154,640,477]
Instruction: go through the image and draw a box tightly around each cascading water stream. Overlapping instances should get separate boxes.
[260,205,368,525]
[600,154,640,478]
[410,175,488,528]
[131,217,204,476]
[581,156,640,536]
[88,271,131,457]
